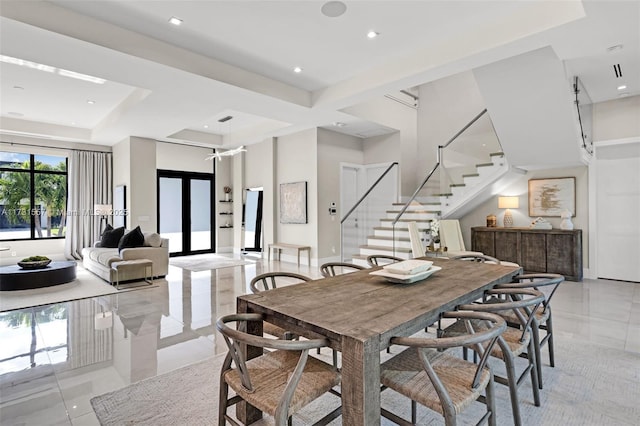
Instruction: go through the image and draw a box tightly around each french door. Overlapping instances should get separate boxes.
[158,170,215,256]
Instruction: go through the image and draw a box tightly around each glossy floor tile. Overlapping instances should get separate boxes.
[0,258,638,425]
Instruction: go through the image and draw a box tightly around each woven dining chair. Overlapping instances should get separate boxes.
[319,262,366,278]
[449,254,501,264]
[366,254,404,267]
[249,272,311,340]
[497,273,565,389]
[442,288,545,426]
[216,313,341,426]
[380,311,506,426]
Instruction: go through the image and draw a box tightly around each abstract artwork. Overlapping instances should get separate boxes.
[280,181,307,224]
[528,177,575,217]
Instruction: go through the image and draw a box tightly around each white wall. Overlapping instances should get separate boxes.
[276,128,318,263]
[343,96,417,195]
[459,165,589,267]
[156,142,214,173]
[592,95,640,142]
[128,137,157,232]
[239,138,276,254]
[317,128,364,259]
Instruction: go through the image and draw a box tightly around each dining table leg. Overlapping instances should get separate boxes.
[341,334,382,425]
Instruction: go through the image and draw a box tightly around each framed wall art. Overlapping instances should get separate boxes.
[280,181,307,224]
[528,177,575,217]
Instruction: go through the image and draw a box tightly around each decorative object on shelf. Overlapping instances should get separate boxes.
[223,186,232,201]
[528,177,575,217]
[560,209,574,230]
[280,181,307,224]
[430,219,440,249]
[486,214,497,227]
[18,255,51,269]
[498,196,519,227]
[529,217,552,230]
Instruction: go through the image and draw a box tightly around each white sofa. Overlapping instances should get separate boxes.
[81,237,169,283]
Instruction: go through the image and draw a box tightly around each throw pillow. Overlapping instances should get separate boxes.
[143,232,162,247]
[99,226,125,248]
[100,223,113,237]
[118,226,145,252]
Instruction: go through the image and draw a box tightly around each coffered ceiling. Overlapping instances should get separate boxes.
[0,1,638,148]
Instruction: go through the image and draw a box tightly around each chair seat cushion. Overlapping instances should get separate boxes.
[381,347,490,415]
[224,349,340,416]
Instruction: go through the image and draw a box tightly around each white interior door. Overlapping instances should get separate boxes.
[341,165,364,261]
[595,142,640,282]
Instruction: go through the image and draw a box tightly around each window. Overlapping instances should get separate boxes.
[0,152,68,240]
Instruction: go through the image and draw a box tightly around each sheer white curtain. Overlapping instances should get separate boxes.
[65,150,112,259]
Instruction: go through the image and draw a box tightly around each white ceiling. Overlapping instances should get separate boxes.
[0,1,638,148]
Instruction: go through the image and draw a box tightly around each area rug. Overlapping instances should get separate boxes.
[0,267,157,312]
[90,338,640,425]
[169,254,255,272]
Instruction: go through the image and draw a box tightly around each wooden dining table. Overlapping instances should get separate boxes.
[236,257,521,425]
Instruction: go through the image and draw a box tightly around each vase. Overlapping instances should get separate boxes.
[225,193,229,201]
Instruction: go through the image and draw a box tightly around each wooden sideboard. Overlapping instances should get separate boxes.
[471,227,583,281]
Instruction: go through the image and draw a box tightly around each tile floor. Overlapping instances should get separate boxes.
[0,256,638,425]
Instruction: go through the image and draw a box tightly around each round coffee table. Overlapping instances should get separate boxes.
[0,261,77,291]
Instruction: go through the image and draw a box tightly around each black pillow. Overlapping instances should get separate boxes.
[100,226,124,248]
[118,226,145,252]
[100,223,113,237]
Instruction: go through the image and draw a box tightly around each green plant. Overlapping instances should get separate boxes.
[20,255,50,262]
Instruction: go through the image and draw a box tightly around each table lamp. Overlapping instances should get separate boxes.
[498,196,519,227]
[94,204,112,233]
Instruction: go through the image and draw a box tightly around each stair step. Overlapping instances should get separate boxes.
[449,184,466,188]
[489,152,505,157]
[392,202,441,206]
[359,244,412,253]
[368,235,410,242]
[462,173,480,178]
[432,193,453,197]
[374,225,429,231]
[380,218,432,224]
[475,162,495,168]
[386,209,440,214]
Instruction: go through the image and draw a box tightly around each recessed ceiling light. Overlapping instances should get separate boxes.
[607,44,624,53]
[168,16,183,26]
[333,121,346,127]
[367,31,379,39]
[203,125,209,129]
[321,1,347,18]
[87,100,95,104]
[293,66,303,73]
[0,54,55,72]
[71,121,77,125]
[617,85,627,91]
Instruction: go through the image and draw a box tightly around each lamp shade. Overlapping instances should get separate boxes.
[94,204,112,216]
[498,196,519,209]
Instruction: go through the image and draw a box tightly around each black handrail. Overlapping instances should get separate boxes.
[341,162,398,223]
[340,162,398,261]
[391,109,488,227]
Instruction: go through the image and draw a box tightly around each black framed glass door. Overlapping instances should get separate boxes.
[158,170,214,256]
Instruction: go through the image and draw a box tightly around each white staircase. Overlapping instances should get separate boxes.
[350,152,515,266]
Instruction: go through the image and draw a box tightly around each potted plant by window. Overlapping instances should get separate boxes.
[224,186,232,201]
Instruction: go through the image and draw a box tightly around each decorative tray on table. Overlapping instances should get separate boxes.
[369,260,441,283]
